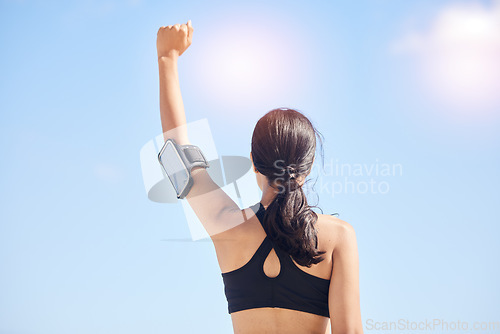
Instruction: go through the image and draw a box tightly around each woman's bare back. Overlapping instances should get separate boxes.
[213,208,349,334]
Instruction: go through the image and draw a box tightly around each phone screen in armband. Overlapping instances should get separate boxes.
[159,140,190,198]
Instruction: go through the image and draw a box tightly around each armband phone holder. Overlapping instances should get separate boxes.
[157,138,209,199]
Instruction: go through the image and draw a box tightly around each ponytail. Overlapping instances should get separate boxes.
[260,165,326,268]
[251,107,326,267]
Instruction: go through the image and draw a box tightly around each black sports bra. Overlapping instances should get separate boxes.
[221,202,330,318]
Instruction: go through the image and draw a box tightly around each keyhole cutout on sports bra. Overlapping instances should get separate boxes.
[263,247,281,278]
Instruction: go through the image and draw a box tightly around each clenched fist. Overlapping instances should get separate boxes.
[157,19,194,58]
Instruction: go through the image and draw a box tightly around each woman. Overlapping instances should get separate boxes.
[156,20,363,334]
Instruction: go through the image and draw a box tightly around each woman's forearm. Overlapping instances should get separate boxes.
[158,53,190,145]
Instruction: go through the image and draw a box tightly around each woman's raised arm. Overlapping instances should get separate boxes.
[156,21,252,241]
[156,21,192,145]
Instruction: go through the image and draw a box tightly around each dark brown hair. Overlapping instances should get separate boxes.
[251,107,326,267]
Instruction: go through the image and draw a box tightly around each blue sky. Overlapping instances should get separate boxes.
[1,0,499,333]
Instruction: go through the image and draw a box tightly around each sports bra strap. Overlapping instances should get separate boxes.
[253,202,301,268]
[255,236,274,260]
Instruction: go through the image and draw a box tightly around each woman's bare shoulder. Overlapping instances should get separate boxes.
[319,213,354,229]
[316,213,356,248]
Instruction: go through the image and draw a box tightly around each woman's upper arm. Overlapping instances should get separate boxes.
[184,167,247,240]
[329,220,363,334]
[160,134,246,241]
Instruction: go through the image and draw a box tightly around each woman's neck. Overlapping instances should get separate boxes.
[260,182,280,209]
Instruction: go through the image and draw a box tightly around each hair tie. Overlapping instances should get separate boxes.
[285,165,296,179]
